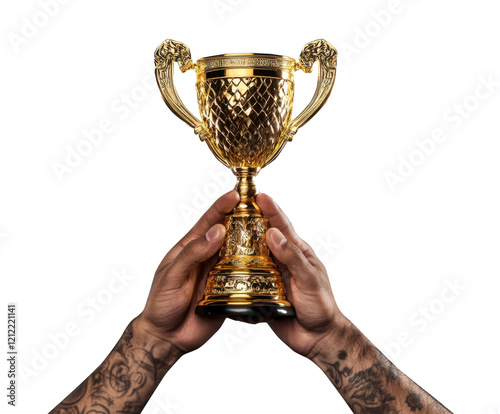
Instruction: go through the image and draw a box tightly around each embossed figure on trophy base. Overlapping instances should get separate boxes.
[154,39,337,321]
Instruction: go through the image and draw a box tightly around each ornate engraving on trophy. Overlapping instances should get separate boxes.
[221,216,269,257]
[196,56,296,72]
[204,275,283,296]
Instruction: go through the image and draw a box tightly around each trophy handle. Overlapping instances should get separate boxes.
[154,39,211,141]
[283,39,337,141]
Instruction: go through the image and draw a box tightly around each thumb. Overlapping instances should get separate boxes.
[266,228,318,288]
[167,224,226,287]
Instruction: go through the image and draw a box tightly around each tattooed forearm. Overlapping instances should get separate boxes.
[317,326,452,414]
[49,318,179,414]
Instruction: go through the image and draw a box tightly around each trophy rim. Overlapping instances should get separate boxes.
[196,53,297,76]
[197,52,295,61]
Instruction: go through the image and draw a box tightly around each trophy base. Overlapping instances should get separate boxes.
[195,303,295,322]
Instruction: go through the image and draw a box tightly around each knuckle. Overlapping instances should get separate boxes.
[299,241,315,258]
[213,197,226,214]
[284,240,303,260]
[181,239,202,260]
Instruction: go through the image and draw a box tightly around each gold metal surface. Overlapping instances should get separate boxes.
[154,39,337,313]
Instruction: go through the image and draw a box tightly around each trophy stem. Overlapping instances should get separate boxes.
[233,166,260,215]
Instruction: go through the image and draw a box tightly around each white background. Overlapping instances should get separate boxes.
[1,0,499,413]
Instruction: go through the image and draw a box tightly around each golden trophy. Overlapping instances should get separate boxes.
[154,39,337,320]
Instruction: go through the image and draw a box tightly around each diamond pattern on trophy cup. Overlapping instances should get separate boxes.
[196,77,294,168]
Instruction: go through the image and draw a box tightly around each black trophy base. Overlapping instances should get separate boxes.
[195,303,295,323]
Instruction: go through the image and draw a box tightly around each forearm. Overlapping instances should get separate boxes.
[49,315,182,414]
[311,316,452,413]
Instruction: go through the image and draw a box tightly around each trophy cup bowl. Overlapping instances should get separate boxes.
[155,39,337,321]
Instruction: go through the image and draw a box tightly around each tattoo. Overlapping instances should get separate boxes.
[338,350,348,360]
[322,349,399,413]
[49,320,172,414]
[345,365,398,413]
[50,407,81,414]
[324,360,351,390]
[320,347,451,413]
[406,392,424,412]
[375,351,401,383]
[60,382,87,405]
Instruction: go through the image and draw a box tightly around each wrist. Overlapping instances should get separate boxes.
[133,314,184,364]
[307,312,356,364]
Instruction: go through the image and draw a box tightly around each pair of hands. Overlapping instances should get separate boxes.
[138,191,344,361]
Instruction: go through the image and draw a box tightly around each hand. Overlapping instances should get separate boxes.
[257,193,347,360]
[137,190,239,356]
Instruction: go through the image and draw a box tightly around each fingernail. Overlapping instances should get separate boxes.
[205,225,221,242]
[270,228,287,246]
